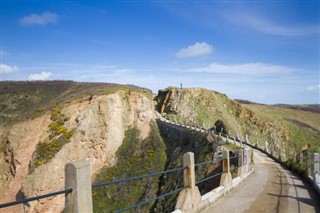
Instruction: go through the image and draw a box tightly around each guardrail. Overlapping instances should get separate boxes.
[0,189,72,209]
[160,114,320,195]
[0,149,248,212]
[1,115,253,212]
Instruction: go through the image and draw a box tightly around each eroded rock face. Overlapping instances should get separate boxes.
[0,115,51,213]
[0,91,154,213]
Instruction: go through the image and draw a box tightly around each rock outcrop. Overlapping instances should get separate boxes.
[0,90,154,213]
[156,87,290,154]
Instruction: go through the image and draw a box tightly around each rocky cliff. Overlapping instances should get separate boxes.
[0,82,155,213]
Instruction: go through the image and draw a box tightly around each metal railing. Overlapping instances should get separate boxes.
[92,165,187,212]
[92,158,225,213]
[92,166,186,189]
[0,150,249,212]
[0,188,72,209]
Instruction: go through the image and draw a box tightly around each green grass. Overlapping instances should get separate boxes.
[243,104,320,153]
[157,88,320,157]
[0,81,153,128]
[92,122,166,213]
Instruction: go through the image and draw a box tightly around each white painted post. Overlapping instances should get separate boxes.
[65,160,93,213]
[314,153,319,185]
[243,149,248,166]
[264,141,269,153]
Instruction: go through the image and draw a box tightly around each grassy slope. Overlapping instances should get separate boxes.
[242,103,320,153]
[92,123,166,212]
[157,87,320,155]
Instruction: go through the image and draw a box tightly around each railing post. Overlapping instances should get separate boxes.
[220,150,232,187]
[175,152,201,212]
[240,148,249,176]
[314,153,319,185]
[307,151,311,177]
[65,160,93,213]
[183,152,196,187]
[264,141,269,153]
[299,152,304,165]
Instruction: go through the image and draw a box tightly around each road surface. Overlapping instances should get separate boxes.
[201,149,320,213]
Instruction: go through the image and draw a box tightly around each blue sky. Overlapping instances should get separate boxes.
[1,1,319,104]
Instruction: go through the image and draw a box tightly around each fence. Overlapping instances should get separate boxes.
[286,151,320,194]
[0,148,250,213]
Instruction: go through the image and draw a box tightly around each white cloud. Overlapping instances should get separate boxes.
[0,63,18,73]
[176,42,213,58]
[19,12,59,26]
[226,13,319,36]
[185,62,296,75]
[307,85,320,91]
[28,71,52,80]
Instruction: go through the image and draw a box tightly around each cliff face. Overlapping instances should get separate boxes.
[0,90,154,213]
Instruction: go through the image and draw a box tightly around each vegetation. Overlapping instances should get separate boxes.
[0,81,152,128]
[153,124,223,211]
[214,119,228,135]
[156,87,320,158]
[286,159,307,176]
[243,103,320,154]
[29,103,74,174]
[92,122,166,213]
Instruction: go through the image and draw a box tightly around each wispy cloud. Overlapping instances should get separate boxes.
[28,71,52,80]
[176,42,213,58]
[19,12,59,26]
[0,63,18,74]
[307,84,320,91]
[183,62,296,75]
[0,50,8,56]
[225,13,319,36]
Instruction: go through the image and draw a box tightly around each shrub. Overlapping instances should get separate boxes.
[213,119,228,135]
[29,104,73,174]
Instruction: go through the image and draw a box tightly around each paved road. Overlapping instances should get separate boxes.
[201,149,320,213]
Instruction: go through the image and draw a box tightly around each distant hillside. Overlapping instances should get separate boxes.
[156,87,320,155]
[273,104,320,114]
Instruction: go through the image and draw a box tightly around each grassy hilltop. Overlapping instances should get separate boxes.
[0,81,151,128]
[156,87,320,155]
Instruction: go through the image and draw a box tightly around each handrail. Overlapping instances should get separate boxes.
[195,160,214,168]
[196,171,223,185]
[93,158,222,212]
[0,188,72,209]
[115,186,186,213]
[92,166,187,189]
